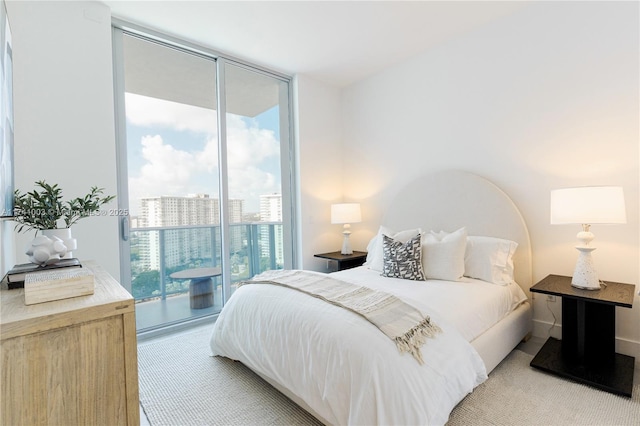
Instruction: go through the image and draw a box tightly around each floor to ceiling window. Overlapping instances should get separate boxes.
[112,25,296,333]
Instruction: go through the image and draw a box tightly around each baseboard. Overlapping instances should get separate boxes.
[532,319,640,360]
[531,318,562,340]
[616,337,640,361]
[137,314,218,342]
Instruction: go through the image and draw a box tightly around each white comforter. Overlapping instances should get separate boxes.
[333,267,527,343]
[210,269,509,425]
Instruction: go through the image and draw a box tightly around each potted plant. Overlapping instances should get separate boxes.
[13,180,115,263]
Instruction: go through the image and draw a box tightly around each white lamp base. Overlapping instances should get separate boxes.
[341,225,353,255]
[571,246,600,290]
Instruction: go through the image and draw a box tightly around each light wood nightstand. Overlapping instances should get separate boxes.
[1,261,140,425]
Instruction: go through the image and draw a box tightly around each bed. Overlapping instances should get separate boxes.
[210,170,532,425]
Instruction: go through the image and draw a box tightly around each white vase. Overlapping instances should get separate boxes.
[41,228,77,259]
[25,235,66,265]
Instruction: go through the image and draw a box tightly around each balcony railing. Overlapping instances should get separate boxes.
[129,222,283,302]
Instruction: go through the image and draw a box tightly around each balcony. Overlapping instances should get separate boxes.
[130,222,283,332]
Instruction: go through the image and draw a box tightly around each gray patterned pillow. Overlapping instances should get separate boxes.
[381,234,426,281]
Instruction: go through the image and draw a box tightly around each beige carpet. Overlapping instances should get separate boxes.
[138,325,640,426]
[137,325,321,426]
[448,352,640,425]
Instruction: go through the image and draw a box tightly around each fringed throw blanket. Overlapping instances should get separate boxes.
[240,270,441,364]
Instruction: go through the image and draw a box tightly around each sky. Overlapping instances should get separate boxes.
[125,93,282,216]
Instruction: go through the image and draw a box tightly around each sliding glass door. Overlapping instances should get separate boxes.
[222,62,294,297]
[113,27,295,332]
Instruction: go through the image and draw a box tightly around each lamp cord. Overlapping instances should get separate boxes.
[546,298,557,337]
[545,280,610,338]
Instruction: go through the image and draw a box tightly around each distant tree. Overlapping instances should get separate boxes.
[132,270,160,300]
[260,256,271,272]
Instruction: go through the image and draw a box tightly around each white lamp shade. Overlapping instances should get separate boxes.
[331,203,362,224]
[550,186,626,225]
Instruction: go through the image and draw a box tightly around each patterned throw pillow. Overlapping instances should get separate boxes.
[381,234,426,281]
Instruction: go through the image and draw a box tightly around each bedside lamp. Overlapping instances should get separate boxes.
[550,186,626,290]
[331,203,361,255]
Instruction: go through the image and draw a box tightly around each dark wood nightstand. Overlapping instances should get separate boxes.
[529,274,635,397]
[314,251,367,272]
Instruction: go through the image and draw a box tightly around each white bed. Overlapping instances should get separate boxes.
[210,170,532,425]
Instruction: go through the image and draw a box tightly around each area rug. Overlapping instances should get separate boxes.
[137,325,321,426]
[448,352,640,425]
[137,325,640,425]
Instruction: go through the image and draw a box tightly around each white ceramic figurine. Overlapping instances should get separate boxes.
[25,235,68,265]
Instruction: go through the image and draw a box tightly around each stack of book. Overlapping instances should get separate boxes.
[5,258,83,289]
[24,268,95,305]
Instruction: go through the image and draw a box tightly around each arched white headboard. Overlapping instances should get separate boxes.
[383,170,532,294]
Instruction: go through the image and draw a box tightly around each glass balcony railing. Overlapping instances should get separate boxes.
[130,222,284,303]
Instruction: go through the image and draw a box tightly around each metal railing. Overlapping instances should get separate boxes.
[129,222,283,302]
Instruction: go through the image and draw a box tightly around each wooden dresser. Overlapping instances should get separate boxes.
[1,261,140,425]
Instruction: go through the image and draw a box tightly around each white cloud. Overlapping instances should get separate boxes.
[226,115,281,206]
[125,93,217,134]
[195,136,219,173]
[226,114,280,170]
[129,135,196,203]
[126,95,281,213]
[228,166,278,205]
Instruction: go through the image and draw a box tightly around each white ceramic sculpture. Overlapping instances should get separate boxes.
[25,235,69,265]
[41,228,77,259]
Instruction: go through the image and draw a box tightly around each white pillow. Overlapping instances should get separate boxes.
[364,234,379,265]
[464,236,518,285]
[367,226,422,272]
[421,227,467,281]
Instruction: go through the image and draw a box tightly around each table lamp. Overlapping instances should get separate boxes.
[331,203,361,255]
[550,186,626,290]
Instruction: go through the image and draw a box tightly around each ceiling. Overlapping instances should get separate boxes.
[123,33,281,116]
[104,1,529,88]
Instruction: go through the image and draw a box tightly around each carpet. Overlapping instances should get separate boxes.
[138,325,640,425]
[137,325,321,426]
[448,352,640,425]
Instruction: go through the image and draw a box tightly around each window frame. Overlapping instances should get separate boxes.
[111,20,298,314]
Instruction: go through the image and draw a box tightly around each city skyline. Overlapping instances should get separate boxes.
[133,192,283,274]
[130,191,283,225]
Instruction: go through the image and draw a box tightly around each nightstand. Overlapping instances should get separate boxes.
[314,251,367,272]
[1,261,140,425]
[529,274,635,397]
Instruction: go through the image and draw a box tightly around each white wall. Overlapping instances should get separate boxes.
[6,1,120,278]
[294,74,344,272]
[341,2,640,355]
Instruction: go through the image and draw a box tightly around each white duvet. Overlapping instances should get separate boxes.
[333,267,527,343]
[210,268,524,425]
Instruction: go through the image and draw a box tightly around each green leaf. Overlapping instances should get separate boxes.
[12,180,115,233]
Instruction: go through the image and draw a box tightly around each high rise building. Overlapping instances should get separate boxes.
[259,193,284,266]
[137,194,243,270]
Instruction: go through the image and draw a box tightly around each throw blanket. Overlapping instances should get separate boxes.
[241,270,441,364]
